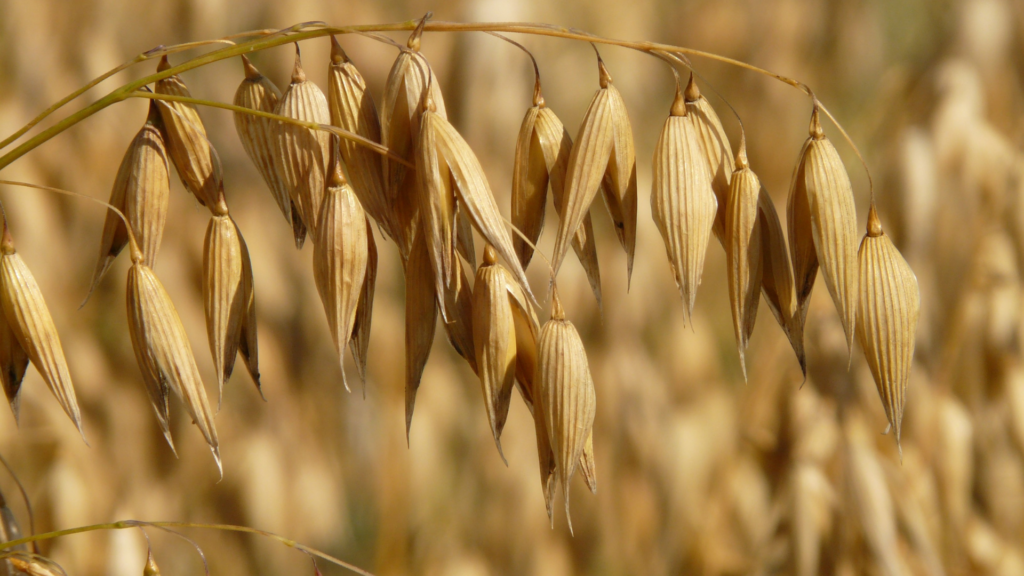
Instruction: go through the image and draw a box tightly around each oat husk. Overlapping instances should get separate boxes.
[350,219,377,391]
[651,87,718,325]
[441,252,477,374]
[404,225,437,442]
[684,75,733,242]
[313,155,368,393]
[127,257,220,473]
[0,227,84,438]
[155,55,221,209]
[233,56,296,235]
[327,37,394,240]
[757,190,806,375]
[0,300,28,423]
[788,108,859,354]
[856,206,920,452]
[473,245,517,463]
[88,103,169,298]
[536,287,597,533]
[725,146,763,381]
[273,46,331,244]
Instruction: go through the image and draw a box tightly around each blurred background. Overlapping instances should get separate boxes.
[0,0,1022,574]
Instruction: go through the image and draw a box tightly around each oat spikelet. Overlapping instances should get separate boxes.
[757,191,806,375]
[441,253,477,374]
[419,101,539,311]
[857,206,920,452]
[473,245,517,463]
[0,301,28,423]
[203,199,259,405]
[414,100,457,319]
[725,145,763,381]
[651,87,717,324]
[404,225,437,442]
[127,256,221,474]
[514,84,602,306]
[233,56,295,234]
[273,45,331,243]
[552,57,636,283]
[350,219,376,392]
[0,227,84,438]
[88,103,169,298]
[580,430,597,494]
[537,287,597,534]
[789,108,859,354]
[314,155,368,393]
[155,55,221,209]
[328,37,394,241]
[684,75,733,242]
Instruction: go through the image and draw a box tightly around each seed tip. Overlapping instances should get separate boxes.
[409,12,431,51]
[241,55,261,80]
[684,72,700,102]
[533,76,545,108]
[735,136,749,170]
[670,83,687,117]
[0,224,14,255]
[809,107,824,140]
[551,285,565,320]
[597,56,612,89]
[291,44,306,84]
[157,55,171,72]
[482,244,498,266]
[867,204,883,237]
[330,35,348,64]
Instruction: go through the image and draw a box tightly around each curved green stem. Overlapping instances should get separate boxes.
[0,520,374,576]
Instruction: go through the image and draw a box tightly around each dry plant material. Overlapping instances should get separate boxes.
[313,155,368,392]
[327,37,393,241]
[154,55,221,209]
[441,253,477,374]
[512,80,602,305]
[233,56,296,234]
[0,226,84,437]
[473,245,518,463]
[684,75,733,242]
[127,250,221,473]
[0,302,28,422]
[350,219,377,390]
[8,557,64,576]
[552,55,636,283]
[856,206,920,451]
[88,102,169,297]
[537,287,597,533]
[416,95,538,315]
[651,86,717,325]
[273,45,331,245]
[725,145,763,381]
[757,191,806,375]
[788,108,859,353]
[203,199,261,404]
[580,430,597,494]
[404,225,437,441]
[381,25,448,256]
[144,550,162,576]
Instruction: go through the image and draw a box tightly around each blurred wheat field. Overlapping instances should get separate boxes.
[0,0,1023,574]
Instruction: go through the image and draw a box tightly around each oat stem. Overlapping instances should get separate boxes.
[0,520,375,576]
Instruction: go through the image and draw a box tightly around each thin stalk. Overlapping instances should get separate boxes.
[0,520,375,576]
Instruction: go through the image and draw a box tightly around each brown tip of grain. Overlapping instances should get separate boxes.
[483,244,498,266]
[684,72,700,102]
[670,84,687,117]
[157,55,171,72]
[330,35,348,64]
[735,135,749,170]
[241,55,261,80]
[1,225,13,256]
[551,285,565,320]
[328,153,348,188]
[212,190,229,217]
[867,204,883,237]
[597,57,612,89]
[809,107,824,140]
[533,77,545,108]
[409,13,431,51]
[291,44,306,84]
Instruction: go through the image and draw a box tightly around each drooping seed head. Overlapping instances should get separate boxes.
[684,74,734,243]
[725,147,764,381]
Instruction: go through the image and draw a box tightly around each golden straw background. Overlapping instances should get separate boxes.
[1,0,1023,574]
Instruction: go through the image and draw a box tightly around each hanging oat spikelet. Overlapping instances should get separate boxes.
[404,226,437,441]
[552,55,636,283]
[0,226,84,438]
[233,56,296,235]
[513,80,603,306]
[788,108,859,353]
[313,154,368,393]
[0,302,28,422]
[684,75,733,242]
[350,220,377,391]
[473,245,517,463]
[414,98,457,318]
[441,254,477,374]
[203,197,260,405]
[381,23,447,255]
[327,37,394,240]
[127,252,221,473]
[725,144,763,381]
[651,86,718,324]
[756,191,806,375]
[537,287,597,533]
[154,56,221,209]
[273,45,331,243]
[857,206,920,452]
[418,97,539,311]
[88,102,169,298]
